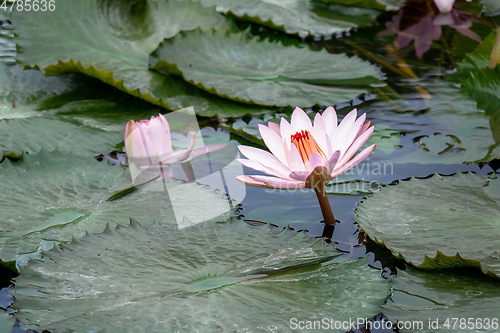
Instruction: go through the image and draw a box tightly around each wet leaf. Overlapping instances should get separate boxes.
[11,0,271,117]
[0,150,232,265]
[200,0,380,37]
[384,267,500,332]
[13,221,389,332]
[356,172,500,279]
[151,29,381,107]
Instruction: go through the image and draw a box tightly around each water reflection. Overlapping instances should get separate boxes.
[378,0,480,58]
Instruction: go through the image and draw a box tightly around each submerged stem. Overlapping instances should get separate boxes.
[314,184,336,225]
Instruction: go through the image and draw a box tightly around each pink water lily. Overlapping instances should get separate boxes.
[434,0,472,14]
[379,3,480,59]
[236,107,375,224]
[125,113,225,180]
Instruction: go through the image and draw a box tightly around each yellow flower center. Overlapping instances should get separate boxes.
[291,130,327,165]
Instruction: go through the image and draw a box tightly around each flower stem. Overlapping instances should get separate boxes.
[181,161,196,183]
[314,184,336,225]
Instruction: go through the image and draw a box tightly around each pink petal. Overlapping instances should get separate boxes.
[288,143,307,172]
[331,109,363,155]
[268,121,281,135]
[289,171,310,182]
[236,175,268,188]
[259,124,288,166]
[238,145,291,177]
[237,158,291,179]
[396,34,412,49]
[311,113,328,154]
[147,116,173,158]
[413,15,441,58]
[434,0,455,13]
[248,175,305,189]
[124,120,135,145]
[455,28,482,43]
[330,144,376,179]
[337,126,375,167]
[322,106,338,144]
[325,150,341,173]
[358,120,372,138]
[290,107,312,134]
[279,117,293,147]
[307,152,325,171]
[157,114,172,151]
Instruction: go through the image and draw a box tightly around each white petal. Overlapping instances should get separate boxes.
[322,106,338,142]
[259,124,288,166]
[249,175,305,189]
[337,126,374,167]
[268,121,281,135]
[311,113,328,154]
[280,117,293,147]
[290,107,312,134]
[288,143,307,172]
[331,144,376,179]
[236,175,268,188]
[331,109,364,156]
[237,158,290,179]
[237,145,291,177]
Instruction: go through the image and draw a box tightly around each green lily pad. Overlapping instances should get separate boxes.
[0,116,123,156]
[384,267,500,332]
[354,80,496,165]
[11,0,271,117]
[481,0,500,15]
[0,63,131,156]
[356,172,500,279]
[0,311,14,332]
[13,220,390,332]
[151,29,381,107]
[199,0,380,37]
[0,150,233,265]
[0,64,75,119]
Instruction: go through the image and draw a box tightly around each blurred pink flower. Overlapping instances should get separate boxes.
[379,7,480,58]
[125,114,225,179]
[236,107,375,190]
[434,0,472,14]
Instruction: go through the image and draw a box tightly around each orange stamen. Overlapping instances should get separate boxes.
[290,130,327,165]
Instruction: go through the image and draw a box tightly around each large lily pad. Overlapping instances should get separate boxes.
[0,64,75,119]
[356,172,500,279]
[151,29,381,107]
[11,0,271,117]
[0,116,123,157]
[199,0,380,37]
[13,220,390,332]
[0,63,131,156]
[0,150,232,265]
[384,267,500,332]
